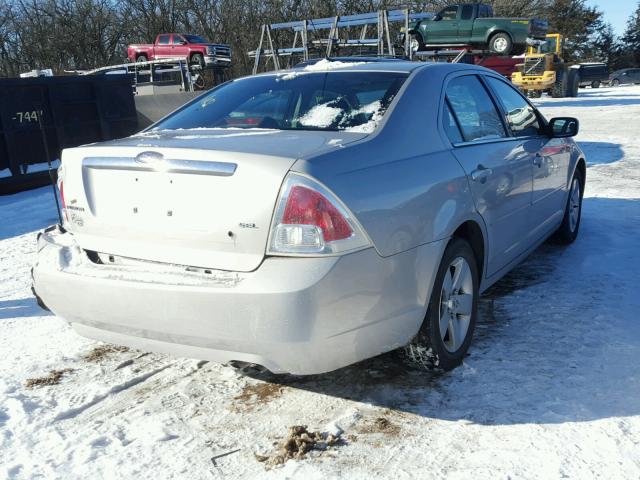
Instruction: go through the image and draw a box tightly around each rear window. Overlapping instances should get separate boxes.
[152,70,408,133]
[461,5,474,20]
[479,5,492,17]
[183,34,208,44]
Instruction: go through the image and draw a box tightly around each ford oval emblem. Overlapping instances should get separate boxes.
[135,151,164,166]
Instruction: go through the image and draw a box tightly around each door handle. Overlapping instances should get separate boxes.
[471,165,493,183]
[533,153,543,167]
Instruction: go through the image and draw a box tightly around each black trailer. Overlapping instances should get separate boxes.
[0,74,138,195]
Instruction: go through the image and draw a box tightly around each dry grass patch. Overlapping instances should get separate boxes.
[358,416,401,436]
[25,368,74,388]
[83,344,129,362]
[234,381,285,410]
[255,425,341,468]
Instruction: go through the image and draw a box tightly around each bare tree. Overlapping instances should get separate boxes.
[0,0,624,78]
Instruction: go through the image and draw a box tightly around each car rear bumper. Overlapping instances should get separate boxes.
[32,227,444,374]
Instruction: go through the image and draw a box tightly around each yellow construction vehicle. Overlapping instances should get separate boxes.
[511,33,579,98]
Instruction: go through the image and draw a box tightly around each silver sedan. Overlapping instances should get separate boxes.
[32,60,585,374]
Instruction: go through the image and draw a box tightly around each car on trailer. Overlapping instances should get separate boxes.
[127,33,231,69]
[407,3,547,55]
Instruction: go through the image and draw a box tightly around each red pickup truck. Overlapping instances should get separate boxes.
[127,33,231,68]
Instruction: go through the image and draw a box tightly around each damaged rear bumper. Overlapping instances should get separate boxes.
[32,227,443,374]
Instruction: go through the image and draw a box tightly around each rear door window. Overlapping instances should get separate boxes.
[485,76,540,137]
[445,76,506,142]
[443,101,463,144]
[157,35,170,45]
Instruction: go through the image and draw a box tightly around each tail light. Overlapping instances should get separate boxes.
[59,180,66,210]
[268,173,370,255]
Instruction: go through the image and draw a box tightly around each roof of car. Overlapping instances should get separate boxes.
[256,59,491,77]
[293,57,410,68]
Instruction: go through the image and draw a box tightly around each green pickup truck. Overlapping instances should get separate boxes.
[408,3,547,55]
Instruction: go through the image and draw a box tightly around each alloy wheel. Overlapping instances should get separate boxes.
[439,257,474,353]
[493,37,508,53]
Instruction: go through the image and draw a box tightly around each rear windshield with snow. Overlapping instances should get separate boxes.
[152,70,408,133]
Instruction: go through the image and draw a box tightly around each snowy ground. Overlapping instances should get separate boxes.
[2,85,640,479]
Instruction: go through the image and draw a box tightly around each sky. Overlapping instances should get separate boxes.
[586,0,637,36]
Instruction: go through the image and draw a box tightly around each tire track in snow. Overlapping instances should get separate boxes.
[54,363,174,421]
[78,357,200,425]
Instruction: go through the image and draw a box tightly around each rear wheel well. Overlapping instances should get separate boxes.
[410,30,424,46]
[452,221,485,280]
[488,30,510,42]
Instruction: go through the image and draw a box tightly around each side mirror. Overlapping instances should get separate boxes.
[548,117,579,138]
[433,14,442,21]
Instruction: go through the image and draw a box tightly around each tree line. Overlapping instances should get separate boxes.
[0,0,638,78]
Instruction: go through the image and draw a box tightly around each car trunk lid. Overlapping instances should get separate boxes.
[61,129,366,272]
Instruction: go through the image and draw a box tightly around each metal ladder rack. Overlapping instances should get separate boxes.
[249,9,433,74]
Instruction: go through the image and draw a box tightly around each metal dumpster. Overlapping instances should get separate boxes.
[0,74,138,195]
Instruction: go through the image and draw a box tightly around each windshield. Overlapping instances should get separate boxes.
[183,34,208,44]
[540,37,557,54]
[152,70,408,133]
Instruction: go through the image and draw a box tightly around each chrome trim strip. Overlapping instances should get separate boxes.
[451,135,545,148]
[82,157,237,176]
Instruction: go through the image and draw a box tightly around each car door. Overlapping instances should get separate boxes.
[485,75,571,241]
[154,34,172,58]
[443,74,533,276]
[426,6,460,43]
[456,4,475,41]
[170,34,189,59]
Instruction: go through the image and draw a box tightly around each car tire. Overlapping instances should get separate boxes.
[136,54,148,63]
[611,79,620,87]
[190,53,205,69]
[528,90,542,98]
[404,238,479,371]
[488,32,512,55]
[591,80,600,88]
[552,170,584,244]
[410,34,425,53]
